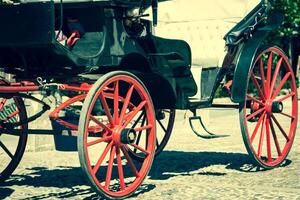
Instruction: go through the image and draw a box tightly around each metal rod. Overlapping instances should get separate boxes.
[0,86,39,93]
[0,129,55,135]
[210,104,239,109]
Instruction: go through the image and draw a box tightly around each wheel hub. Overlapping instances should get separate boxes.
[272,101,283,113]
[156,110,165,120]
[265,99,283,114]
[265,99,273,113]
[251,101,261,111]
[121,128,137,144]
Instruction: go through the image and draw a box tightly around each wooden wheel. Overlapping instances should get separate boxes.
[240,46,298,169]
[0,80,28,182]
[78,71,156,199]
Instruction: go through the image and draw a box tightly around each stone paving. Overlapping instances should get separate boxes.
[0,107,299,200]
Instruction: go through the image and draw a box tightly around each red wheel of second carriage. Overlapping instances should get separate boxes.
[78,71,156,199]
[240,46,298,169]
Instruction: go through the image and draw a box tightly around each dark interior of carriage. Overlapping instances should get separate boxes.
[54,4,105,57]
[0,1,110,72]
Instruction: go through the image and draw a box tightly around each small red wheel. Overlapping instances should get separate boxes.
[0,80,28,182]
[78,71,156,199]
[240,46,298,169]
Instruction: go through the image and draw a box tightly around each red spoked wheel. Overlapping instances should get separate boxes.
[240,46,298,169]
[0,80,28,182]
[78,71,156,199]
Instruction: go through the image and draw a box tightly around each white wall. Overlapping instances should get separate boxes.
[155,0,260,67]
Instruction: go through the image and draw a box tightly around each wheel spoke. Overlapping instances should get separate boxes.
[279,112,295,119]
[157,119,167,133]
[0,140,14,159]
[259,58,267,96]
[105,145,116,190]
[87,136,112,147]
[269,117,282,156]
[130,111,145,130]
[246,95,264,106]
[134,125,153,132]
[156,138,159,148]
[250,112,266,143]
[270,114,289,141]
[128,144,149,156]
[266,51,273,94]
[90,116,111,133]
[134,134,142,154]
[99,93,114,126]
[265,116,272,162]
[257,114,266,158]
[114,81,119,124]
[134,114,146,153]
[116,147,126,190]
[2,110,19,122]
[271,72,291,99]
[119,85,134,122]
[276,92,295,102]
[269,57,283,98]
[123,101,146,128]
[250,73,265,100]
[0,98,7,112]
[246,107,265,121]
[0,129,22,136]
[92,141,113,175]
[120,146,139,177]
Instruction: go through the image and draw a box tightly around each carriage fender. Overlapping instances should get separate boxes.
[231,13,284,103]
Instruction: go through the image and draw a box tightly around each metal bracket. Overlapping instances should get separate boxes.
[188,110,229,139]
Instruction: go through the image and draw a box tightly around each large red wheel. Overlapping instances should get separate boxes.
[240,46,298,169]
[78,71,156,199]
[0,80,28,182]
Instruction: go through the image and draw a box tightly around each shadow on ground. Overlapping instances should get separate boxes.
[2,151,291,199]
[149,151,291,180]
[0,188,14,199]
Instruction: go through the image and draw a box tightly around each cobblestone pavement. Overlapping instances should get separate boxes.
[1,107,299,200]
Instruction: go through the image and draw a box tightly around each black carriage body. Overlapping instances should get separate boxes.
[0,0,196,109]
[0,1,282,111]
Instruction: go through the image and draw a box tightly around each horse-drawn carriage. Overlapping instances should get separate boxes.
[0,0,297,198]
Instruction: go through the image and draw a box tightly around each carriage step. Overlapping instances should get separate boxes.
[189,115,229,139]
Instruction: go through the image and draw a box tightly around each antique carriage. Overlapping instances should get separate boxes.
[0,0,298,199]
